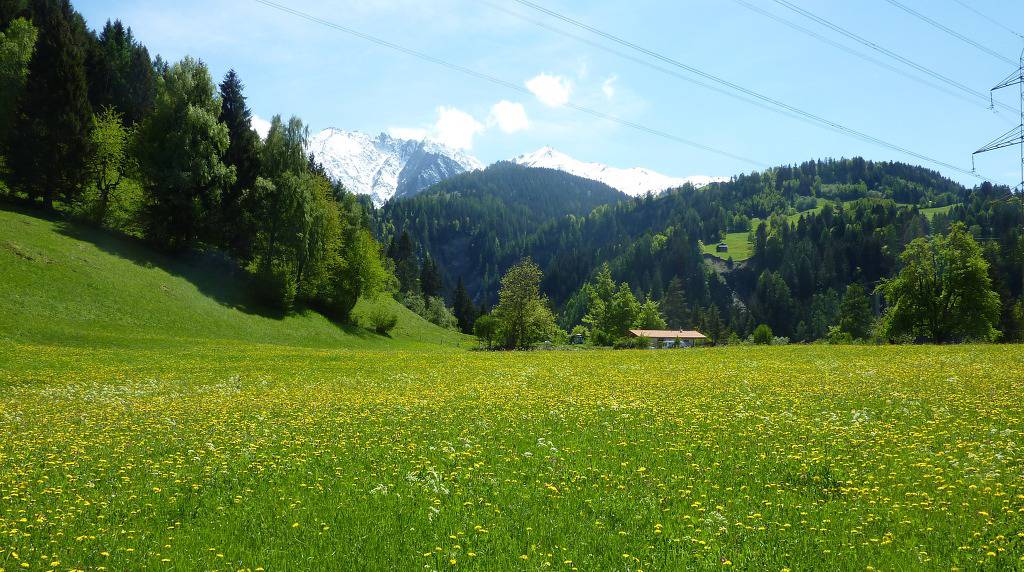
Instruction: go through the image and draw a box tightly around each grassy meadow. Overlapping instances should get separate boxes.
[2,206,1023,570]
[1,344,1022,570]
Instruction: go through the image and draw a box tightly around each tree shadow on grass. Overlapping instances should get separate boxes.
[3,200,381,340]
[53,216,289,318]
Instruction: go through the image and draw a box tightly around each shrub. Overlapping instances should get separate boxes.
[752,324,773,345]
[613,336,650,350]
[425,296,459,331]
[474,314,498,349]
[826,325,854,345]
[365,307,398,336]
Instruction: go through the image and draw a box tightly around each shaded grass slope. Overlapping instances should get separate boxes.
[0,206,466,349]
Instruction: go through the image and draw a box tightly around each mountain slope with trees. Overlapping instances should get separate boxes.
[379,161,627,301]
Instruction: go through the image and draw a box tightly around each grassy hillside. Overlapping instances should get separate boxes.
[0,206,466,349]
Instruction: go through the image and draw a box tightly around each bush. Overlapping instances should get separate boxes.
[613,336,650,350]
[752,324,773,345]
[826,325,854,345]
[474,314,498,349]
[425,296,459,331]
[364,307,398,336]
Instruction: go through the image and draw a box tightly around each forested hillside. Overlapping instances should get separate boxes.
[380,158,1023,343]
[380,162,626,297]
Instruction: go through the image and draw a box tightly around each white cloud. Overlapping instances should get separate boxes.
[251,114,271,140]
[488,101,530,133]
[387,127,428,140]
[602,75,618,99]
[433,106,484,150]
[526,73,572,107]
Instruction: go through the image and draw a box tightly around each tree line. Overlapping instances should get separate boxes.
[0,1,390,323]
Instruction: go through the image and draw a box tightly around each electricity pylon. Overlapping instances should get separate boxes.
[974,49,1024,193]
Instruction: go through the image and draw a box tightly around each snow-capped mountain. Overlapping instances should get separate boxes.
[308,129,483,205]
[512,147,726,196]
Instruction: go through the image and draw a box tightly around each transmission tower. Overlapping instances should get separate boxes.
[973,49,1024,193]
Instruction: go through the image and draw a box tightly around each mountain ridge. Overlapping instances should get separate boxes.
[307,128,483,206]
[513,146,728,196]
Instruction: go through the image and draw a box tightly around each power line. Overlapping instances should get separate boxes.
[771,0,1018,115]
[950,0,1024,42]
[509,0,990,181]
[480,1,908,139]
[248,0,765,168]
[881,0,1016,65]
[730,0,997,113]
[973,51,1024,192]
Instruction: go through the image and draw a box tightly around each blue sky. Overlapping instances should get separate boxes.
[76,0,1024,185]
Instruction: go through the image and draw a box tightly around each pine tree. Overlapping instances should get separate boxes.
[218,69,262,257]
[392,231,419,293]
[9,0,92,207]
[0,17,36,167]
[85,19,154,125]
[420,255,442,299]
[837,283,872,340]
[660,276,689,329]
[453,277,477,333]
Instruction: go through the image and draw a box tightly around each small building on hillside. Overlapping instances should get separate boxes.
[628,329,707,348]
[716,243,729,253]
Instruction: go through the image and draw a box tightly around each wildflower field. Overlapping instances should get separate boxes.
[1,342,1021,571]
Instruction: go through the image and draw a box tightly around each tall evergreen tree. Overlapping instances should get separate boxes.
[9,0,92,207]
[218,69,262,257]
[85,19,154,125]
[391,231,419,293]
[453,277,477,333]
[660,276,689,329]
[420,255,442,299]
[837,283,872,340]
[0,17,35,170]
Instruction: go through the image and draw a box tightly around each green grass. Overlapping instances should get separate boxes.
[2,204,1022,570]
[920,204,955,218]
[1,343,1021,570]
[700,233,752,261]
[0,206,466,349]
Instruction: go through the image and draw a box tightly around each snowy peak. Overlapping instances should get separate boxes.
[512,147,726,196]
[308,129,482,206]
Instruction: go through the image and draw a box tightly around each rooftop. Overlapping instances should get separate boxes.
[628,329,707,339]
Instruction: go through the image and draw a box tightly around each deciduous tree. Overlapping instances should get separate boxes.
[135,56,234,250]
[493,258,558,349]
[878,223,1000,343]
